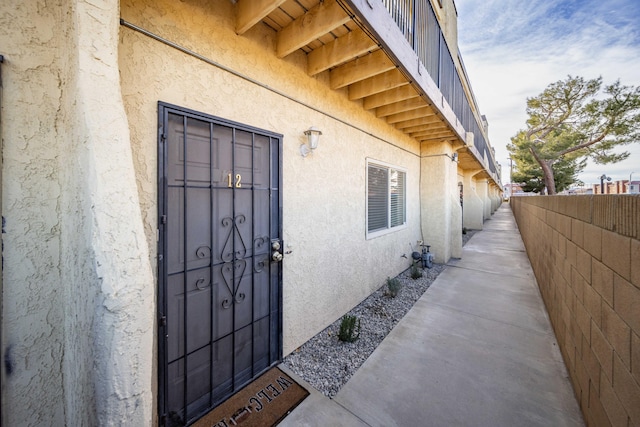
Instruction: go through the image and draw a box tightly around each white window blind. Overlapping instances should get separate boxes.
[367,161,406,236]
[390,169,406,227]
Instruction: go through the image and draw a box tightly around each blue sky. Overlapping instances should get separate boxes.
[456,0,640,187]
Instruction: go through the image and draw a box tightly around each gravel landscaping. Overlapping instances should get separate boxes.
[283,230,477,397]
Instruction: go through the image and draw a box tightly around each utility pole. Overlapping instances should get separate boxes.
[599,174,611,194]
[509,157,513,198]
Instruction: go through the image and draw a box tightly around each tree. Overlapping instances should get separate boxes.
[510,131,586,194]
[507,75,640,195]
[511,158,585,194]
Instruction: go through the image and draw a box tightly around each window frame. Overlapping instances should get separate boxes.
[366,159,407,239]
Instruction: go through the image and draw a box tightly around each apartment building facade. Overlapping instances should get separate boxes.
[0,0,501,424]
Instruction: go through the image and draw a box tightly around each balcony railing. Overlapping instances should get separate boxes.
[381,0,497,175]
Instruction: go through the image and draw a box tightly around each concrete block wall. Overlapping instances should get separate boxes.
[510,195,640,427]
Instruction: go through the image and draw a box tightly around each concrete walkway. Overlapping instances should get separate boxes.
[279,204,585,427]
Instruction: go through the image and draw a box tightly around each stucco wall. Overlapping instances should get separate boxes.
[420,143,462,262]
[1,0,155,424]
[511,196,640,426]
[462,170,485,230]
[118,0,425,355]
[0,1,67,424]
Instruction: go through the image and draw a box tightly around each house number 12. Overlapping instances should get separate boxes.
[227,173,242,188]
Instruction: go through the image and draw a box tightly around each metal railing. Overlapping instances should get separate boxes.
[381,0,497,176]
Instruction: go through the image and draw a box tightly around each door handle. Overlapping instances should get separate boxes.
[272,251,283,262]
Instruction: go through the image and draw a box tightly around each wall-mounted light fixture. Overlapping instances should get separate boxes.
[300,126,322,157]
[451,152,458,162]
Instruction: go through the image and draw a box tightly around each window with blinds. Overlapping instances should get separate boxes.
[367,160,407,237]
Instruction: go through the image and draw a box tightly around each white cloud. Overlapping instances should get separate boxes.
[456,0,640,186]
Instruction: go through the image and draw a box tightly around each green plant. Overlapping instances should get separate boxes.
[386,276,402,297]
[507,76,640,195]
[410,263,423,280]
[338,315,360,343]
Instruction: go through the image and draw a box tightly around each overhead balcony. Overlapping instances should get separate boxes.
[235,0,501,186]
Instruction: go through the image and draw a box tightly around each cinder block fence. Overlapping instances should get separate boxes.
[510,195,640,427]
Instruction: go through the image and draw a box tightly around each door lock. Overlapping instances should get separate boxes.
[271,239,283,262]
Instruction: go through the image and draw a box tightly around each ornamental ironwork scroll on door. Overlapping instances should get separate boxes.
[210,214,271,309]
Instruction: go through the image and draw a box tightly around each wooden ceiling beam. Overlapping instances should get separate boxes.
[348,69,408,100]
[386,106,435,124]
[330,49,394,89]
[277,0,351,58]
[363,85,420,110]
[308,28,377,76]
[394,115,442,130]
[412,129,454,139]
[375,98,427,118]
[236,0,287,35]
[404,123,448,134]
[406,123,449,134]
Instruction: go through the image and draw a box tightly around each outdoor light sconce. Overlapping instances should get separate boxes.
[451,153,458,162]
[300,126,322,157]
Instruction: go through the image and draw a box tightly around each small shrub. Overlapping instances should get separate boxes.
[410,262,423,279]
[386,276,402,297]
[338,315,360,343]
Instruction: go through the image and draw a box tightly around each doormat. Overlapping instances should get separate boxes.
[192,367,309,427]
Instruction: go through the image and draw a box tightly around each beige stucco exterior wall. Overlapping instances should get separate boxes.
[75,1,155,424]
[1,0,155,424]
[118,0,424,355]
[511,196,640,426]
[476,178,491,220]
[462,170,485,230]
[0,2,67,424]
[419,142,462,263]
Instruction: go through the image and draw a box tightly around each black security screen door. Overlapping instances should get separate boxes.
[157,103,283,426]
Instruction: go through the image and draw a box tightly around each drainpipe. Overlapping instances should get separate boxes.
[0,53,4,424]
